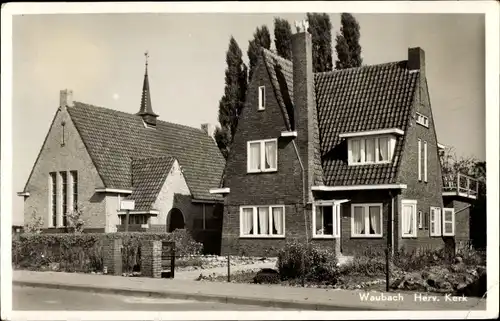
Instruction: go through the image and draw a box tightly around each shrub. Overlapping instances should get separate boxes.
[276,240,339,284]
[340,256,386,277]
[12,230,203,273]
[25,211,44,234]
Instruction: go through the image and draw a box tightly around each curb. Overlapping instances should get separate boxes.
[13,280,373,311]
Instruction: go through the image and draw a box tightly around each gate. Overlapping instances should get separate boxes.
[161,241,176,278]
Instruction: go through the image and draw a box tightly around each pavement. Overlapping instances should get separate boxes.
[13,286,287,311]
[13,270,487,311]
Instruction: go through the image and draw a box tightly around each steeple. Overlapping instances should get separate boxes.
[137,51,159,127]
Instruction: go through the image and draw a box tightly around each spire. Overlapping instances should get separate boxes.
[137,50,158,127]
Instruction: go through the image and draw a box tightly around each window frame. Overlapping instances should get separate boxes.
[350,203,384,238]
[312,202,341,239]
[258,86,266,111]
[416,112,429,128]
[49,172,57,228]
[442,208,455,236]
[401,199,418,238]
[247,139,278,173]
[60,171,68,227]
[418,139,422,181]
[418,210,423,229]
[239,205,285,238]
[423,141,428,182]
[430,206,442,237]
[347,135,395,166]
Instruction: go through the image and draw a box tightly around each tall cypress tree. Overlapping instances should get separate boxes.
[215,37,248,160]
[335,13,363,69]
[306,13,333,72]
[247,25,271,81]
[274,17,293,60]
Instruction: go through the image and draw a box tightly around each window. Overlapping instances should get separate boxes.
[418,211,423,229]
[430,207,442,236]
[61,171,68,227]
[348,136,395,165]
[247,139,278,173]
[416,112,429,127]
[423,141,428,182]
[71,171,78,212]
[121,215,148,225]
[313,203,341,238]
[401,200,417,238]
[258,86,266,110]
[351,204,383,237]
[240,205,285,237]
[49,172,57,227]
[418,139,422,181]
[442,208,455,236]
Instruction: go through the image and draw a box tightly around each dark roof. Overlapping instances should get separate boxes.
[259,50,420,186]
[315,61,419,186]
[126,156,175,211]
[67,102,225,201]
[262,49,294,130]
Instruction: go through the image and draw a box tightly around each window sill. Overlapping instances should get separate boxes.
[351,234,383,238]
[247,169,278,174]
[312,235,339,239]
[257,108,265,112]
[348,161,391,166]
[401,234,418,239]
[239,235,285,239]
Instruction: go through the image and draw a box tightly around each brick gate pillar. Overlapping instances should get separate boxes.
[103,238,123,276]
[141,240,161,278]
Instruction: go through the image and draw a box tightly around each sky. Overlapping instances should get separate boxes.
[11,13,485,224]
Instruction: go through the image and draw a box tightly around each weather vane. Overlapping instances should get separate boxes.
[144,50,149,67]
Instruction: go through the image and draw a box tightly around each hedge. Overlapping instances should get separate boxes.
[12,229,203,273]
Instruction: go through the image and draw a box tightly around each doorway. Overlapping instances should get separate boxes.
[167,208,185,232]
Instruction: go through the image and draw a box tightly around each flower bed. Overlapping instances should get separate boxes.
[175,255,277,271]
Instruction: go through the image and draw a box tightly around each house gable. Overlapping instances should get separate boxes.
[224,50,303,205]
[22,105,105,228]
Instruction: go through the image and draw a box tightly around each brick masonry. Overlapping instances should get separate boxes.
[22,105,107,229]
[141,240,162,278]
[103,238,122,276]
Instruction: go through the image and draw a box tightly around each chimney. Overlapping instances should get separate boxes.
[59,89,74,109]
[291,20,320,202]
[292,20,314,132]
[201,123,216,141]
[408,47,425,74]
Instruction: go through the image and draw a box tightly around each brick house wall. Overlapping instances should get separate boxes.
[221,59,303,255]
[221,32,318,256]
[396,49,446,252]
[22,104,106,229]
[443,197,471,244]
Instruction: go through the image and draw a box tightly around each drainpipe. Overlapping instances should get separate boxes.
[389,191,395,256]
[292,139,308,288]
[292,140,309,243]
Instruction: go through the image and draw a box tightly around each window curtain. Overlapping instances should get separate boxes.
[257,207,269,235]
[366,138,375,162]
[353,206,364,234]
[403,205,413,234]
[315,206,324,235]
[369,206,380,235]
[242,208,253,235]
[352,140,360,162]
[379,137,388,161]
[272,207,284,235]
[265,141,277,169]
[250,143,260,170]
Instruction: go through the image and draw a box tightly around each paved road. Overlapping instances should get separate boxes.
[13,286,289,311]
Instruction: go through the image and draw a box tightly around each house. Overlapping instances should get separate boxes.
[18,57,225,251]
[211,21,478,257]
